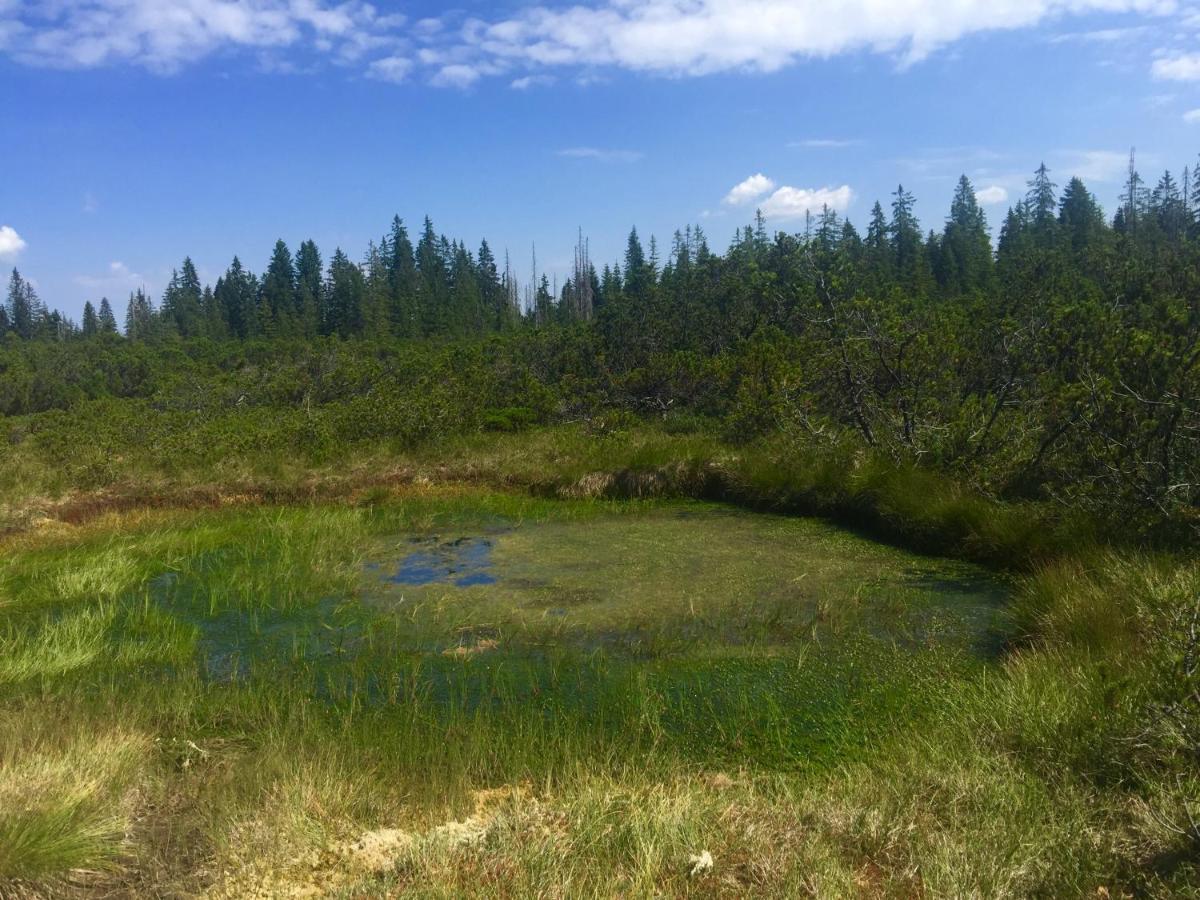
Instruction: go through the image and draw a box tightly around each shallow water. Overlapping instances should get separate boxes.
[10,497,1015,769]
[385,536,498,588]
[365,502,1009,660]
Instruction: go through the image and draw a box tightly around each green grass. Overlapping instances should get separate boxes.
[0,433,1196,896]
[2,420,1105,570]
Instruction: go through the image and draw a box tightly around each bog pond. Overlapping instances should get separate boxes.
[4,494,1012,771]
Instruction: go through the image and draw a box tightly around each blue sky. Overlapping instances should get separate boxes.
[2,0,1200,319]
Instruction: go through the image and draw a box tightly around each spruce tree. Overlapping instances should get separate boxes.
[294,240,323,337]
[938,175,993,293]
[97,298,118,334]
[261,240,296,336]
[1026,162,1058,232]
[201,286,226,338]
[361,241,391,338]
[214,257,258,338]
[161,258,203,336]
[6,269,43,339]
[890,186,929,295]
[124,288,154,340]
[996,201,1031,281]
[534,273,554,325]
[864,201,893,286]
[1058,177,1106,255]
[476,239,504,330]
[326,248,365,337]
[416,217,447,336]
[623,227,650,299]
[449,243,483,335]
[1150,170,1188,240]
[82,301,99,336]
[179,257,203,334]
[386,218,418,337]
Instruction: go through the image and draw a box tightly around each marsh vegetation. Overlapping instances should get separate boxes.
[0,459,1196,897]
[1,158,1198,895]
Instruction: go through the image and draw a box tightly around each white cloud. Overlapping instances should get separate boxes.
[0,0,1177,85]
[722,174,853,219]
[758,185,854,220]
[557,146,643,163]
[458,0,1173,78]
[976,185,1009,204]
[0,225,26,260]
[431,63,482,88]
[723,173,776,206]
[366,55,412,83]
[0,0,406,72]
[511,73,555,89]
[1049,25,1149,43]
[1153,52,1200,80]
[1185,107,1200,122]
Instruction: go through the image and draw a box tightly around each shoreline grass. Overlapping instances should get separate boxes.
[2,423,1123,572]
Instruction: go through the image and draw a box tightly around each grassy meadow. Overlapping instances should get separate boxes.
[0,428,1197,897]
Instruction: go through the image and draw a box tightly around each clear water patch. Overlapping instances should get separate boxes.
[381,536,498,588]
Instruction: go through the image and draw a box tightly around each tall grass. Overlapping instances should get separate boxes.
[0,725,151,881]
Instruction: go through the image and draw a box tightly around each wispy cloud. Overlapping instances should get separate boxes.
[0,0,1179,88]
[0,224,25,260]
[511,74,555,90]
[557,147,643,163]
[1057,149,1130,182]
[1049,25,1149,44]
[454,0,1174,78]
[0,0,407,73]
[896,146,1007,179]
[1153,52,1200,81]
[74,260,146,293]
[366,55,412,83]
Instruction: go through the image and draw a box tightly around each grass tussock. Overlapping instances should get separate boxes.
[0,724,151,883]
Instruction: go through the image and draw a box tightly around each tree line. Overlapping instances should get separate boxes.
[2,152,1198,519]
[3,153,1196,345]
